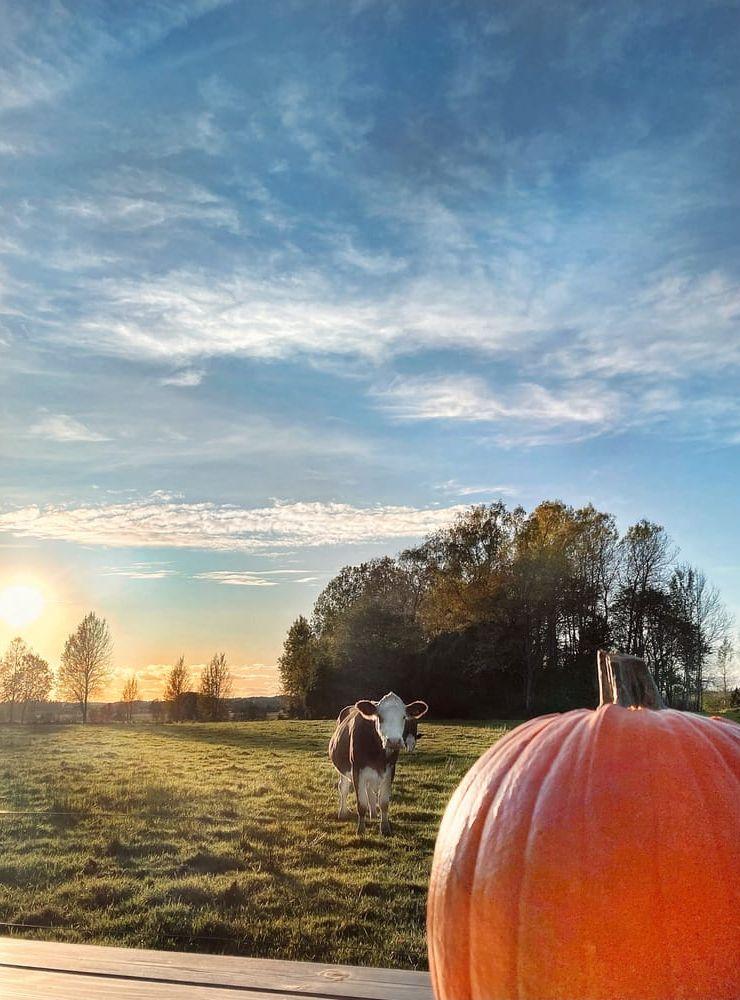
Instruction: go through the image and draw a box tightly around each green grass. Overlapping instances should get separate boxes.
[716,708,740,724]
[0,719,515,969]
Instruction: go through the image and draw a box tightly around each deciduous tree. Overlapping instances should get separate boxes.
[121,674,139,723]
[716,637,735,706]
[58,612,112,724]
[279,616,322,717]
[199,652,232,721]
[1,637,28,723]
[0,639,52,723]
[280,501,730,719]
[164,655,189,722]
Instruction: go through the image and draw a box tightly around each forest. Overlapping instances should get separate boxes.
[279,501,735,718]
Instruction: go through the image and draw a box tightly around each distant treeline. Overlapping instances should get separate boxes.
[146,693,286,725]
[279,501,737,719]
[2,695,286,726]
[0,609,285,725]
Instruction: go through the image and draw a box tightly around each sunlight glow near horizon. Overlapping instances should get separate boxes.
[0,584,47,630]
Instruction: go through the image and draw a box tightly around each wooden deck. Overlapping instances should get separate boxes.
[0,937,433,999]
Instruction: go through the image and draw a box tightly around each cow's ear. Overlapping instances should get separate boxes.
[405,700,428,719]
[355,700,378,719]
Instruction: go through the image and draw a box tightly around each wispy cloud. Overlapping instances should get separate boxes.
[103,563,176,580]
[194,569,324,586]
[55,168,240,234]
[2,405,372,469]
[0,496,468,553]
[0,2,231,114]
[547,270,740,382]
[40,266,548,364]
[15,243,737,453]
[159,369,205,388]
[436,480,518,498]
[29,413,109,443]
[194,571,278,587]
[333,236,408,276]
[374,374,622,445]
[2,3,738,462]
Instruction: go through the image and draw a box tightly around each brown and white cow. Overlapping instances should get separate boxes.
[328,692,428,835]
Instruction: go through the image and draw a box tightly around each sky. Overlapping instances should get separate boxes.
[1,0,739,699]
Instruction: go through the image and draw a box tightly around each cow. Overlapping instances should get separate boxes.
[328,692,428,836]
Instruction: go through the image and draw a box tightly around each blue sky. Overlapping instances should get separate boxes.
[1,1,739,696]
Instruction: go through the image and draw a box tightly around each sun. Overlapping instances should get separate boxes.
[0,584,46,629]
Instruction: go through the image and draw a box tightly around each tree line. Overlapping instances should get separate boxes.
[152,652,233,722]
[0,611,235,724]
[279,501,738,719]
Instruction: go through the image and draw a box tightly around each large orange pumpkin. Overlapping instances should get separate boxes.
[427,651,740,1000]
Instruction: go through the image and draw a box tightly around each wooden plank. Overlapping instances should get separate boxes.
[0,937,434,1000]
[0,965,290,999]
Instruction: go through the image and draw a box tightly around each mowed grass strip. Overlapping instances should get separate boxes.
[0,720,514,969]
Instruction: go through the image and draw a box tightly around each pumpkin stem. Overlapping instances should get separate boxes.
[597,650,665,709]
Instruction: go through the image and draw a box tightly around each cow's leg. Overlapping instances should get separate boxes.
[352,766,367,835]
[367,784,377,820]
[379,766,394,836]
[365,772,380,824]
[337,773,352,820]
[354,767,379,835]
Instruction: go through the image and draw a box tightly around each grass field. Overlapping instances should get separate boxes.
[0,719,515,970]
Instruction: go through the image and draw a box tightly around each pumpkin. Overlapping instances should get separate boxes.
[427,651,740,1000]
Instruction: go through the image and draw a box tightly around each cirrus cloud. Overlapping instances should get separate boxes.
[194,569,323,586]
[373,374,623,445]
[29,413,109,443]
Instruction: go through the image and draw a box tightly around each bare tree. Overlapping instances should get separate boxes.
[1,637,28,722]
[617,520,676,656]
[716,637,735,703]
[669,566,731,710]
[199,652,232,721]
[164,655,189,722]
[121,674,139,723]
[58,612,112,723]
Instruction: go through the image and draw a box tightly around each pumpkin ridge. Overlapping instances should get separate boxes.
[427,719,545,1000]
[680,712,740,780]
[638,705,673,998]
[660,714,738,997]
[671,714,739,908]
[429,713,562,1000]
[579,704,607,1000]
[515,712,592,1000]
[460,714,561,1000]
[468,712,586,999]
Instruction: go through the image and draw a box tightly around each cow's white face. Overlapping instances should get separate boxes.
[355,692,428,751]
